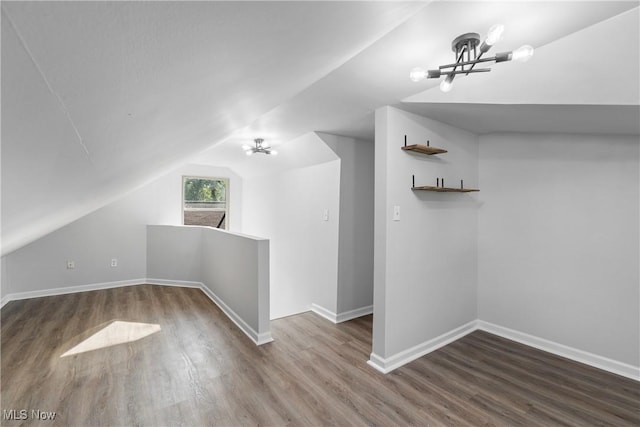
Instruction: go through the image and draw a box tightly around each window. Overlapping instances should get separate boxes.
[182,177,228,229]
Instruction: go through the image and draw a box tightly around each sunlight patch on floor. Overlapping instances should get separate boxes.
[60,321,161,357]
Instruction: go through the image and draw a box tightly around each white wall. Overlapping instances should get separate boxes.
[2,193,149,294]
[2,164,241,295]
[1,159,271,343]
[0,139,3,301]
[319,133,375,315]
[147,225,271,343]
[372,106,479,368]
[0,257,6,304]
[242,160,341,319]
[201,226,270,340]
[147,225,202,283]
[478,133,640,367]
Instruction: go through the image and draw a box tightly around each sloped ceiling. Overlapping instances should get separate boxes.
[401,5,639,134]
[193,1,639,172]
[404,6,640,106]
[0,1,426,255]
[2,1,638,256]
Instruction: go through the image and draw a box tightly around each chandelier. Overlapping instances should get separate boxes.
[409,24,534,92]
[242,138,278,156]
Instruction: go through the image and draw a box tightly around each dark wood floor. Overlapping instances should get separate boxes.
[2,284,638,426]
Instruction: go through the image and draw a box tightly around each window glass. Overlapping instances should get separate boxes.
[182,177,228,229]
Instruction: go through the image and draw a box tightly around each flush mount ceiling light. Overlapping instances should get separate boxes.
[242,138,278,156]
[410,24,534,92]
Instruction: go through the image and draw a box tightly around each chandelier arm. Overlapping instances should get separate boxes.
[444,47,468,86]
[441,68,491,76]
[465,51,485,75]
[452,48,466,72]
[409,27,532,91]
[439,55,497,70]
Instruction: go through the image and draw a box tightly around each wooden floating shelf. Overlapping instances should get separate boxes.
[402,144,447,155]
[412,185,479,193]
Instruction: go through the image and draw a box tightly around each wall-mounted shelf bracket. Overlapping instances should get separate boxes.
[412,175,479,193]
[402,135,447,155]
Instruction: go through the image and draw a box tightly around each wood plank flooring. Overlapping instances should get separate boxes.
[2,284,638,426]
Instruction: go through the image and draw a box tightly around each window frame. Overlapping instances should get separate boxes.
[181,175,230,230]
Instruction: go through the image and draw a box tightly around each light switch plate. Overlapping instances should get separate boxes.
[393,205,400,221]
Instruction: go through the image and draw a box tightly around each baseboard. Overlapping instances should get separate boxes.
[270,306,314,321]
[1,278,148,304]
[311,303,338,323]
[368,320,478,374]
[145,278,203,288]
[5,280,635,380]
[199,284,273,346]
[367,353,389,374]
[368,320,640,381]
[0,278,274,347]
[149,279,273,345]
[255,331,275,345]
[311,303,373,324]
[477,320,640,381]
[336,305,373,323]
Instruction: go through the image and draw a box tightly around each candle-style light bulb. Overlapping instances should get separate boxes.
[486,24,504,46]
[440,75,454,92]
[512,45,534,62]
[409,67,427,82]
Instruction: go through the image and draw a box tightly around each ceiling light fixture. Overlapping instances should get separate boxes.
[410,24,534,92]
[242,138,278,156]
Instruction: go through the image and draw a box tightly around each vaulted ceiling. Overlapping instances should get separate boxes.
[2,1,638,256]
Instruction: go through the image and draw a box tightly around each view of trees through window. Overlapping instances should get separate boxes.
[183,177,228,229]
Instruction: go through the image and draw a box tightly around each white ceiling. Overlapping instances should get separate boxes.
[2,1,638,255]
[396,103,640,135]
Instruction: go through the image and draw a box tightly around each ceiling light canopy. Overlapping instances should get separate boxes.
[410,24,534,92]
[242,138,278,156]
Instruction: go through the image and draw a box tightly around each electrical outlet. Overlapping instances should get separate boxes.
[66,260,75,269]
[111,258,118,267]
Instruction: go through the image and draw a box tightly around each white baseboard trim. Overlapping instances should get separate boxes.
[336,305,373,323]
[368,320,478,374]
[477,320,640,381]
[311,303,373,324]
[149,280,273,346]
[1,278,148,304]
[270,305,314,321]
[367,319,639,381]
[0,278,273,347]
[199,284,273,346]
[145,278,203,288]
[311,303,338,323]
[256,331,275,345]
[4,280,636,380]
[367,353,389,374]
